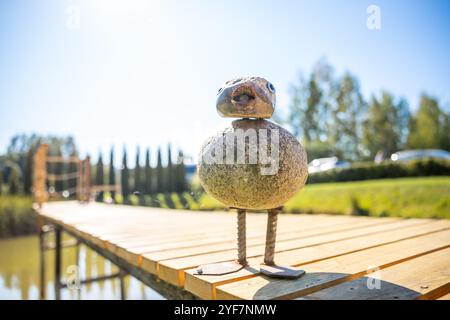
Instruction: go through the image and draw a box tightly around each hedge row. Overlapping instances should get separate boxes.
[307,159,450,184]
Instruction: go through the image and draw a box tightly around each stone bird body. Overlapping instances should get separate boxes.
[197,77,308,278]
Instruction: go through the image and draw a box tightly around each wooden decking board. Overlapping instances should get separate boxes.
[300,247,450,300]
[155,219,430,287]
[79,215,359,261]
[184,220,450,299]
[110,217,330,252]
[47,207,351,246]
[215,230,450,299]
[438,292,450,300]
[124,218,389,260]
[115,218,393,270]
[36,202,450,300]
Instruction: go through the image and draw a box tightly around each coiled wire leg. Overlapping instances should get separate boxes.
[195,208,247,275]
[237,209,247,266]
[263,209,278,265]
[260,207,305,279]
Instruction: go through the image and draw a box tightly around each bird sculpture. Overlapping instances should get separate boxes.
[197,77,308,278]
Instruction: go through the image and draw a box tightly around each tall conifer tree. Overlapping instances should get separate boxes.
[156,148,164,193]
[144,148,152,195]
[109,147,116,202]
[176,150,187,192]
[121,147,130,203]
[167,144,173,193]
[134,147,141,194]
[95,152,104,202]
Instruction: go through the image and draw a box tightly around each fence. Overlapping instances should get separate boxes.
[32,144,120,207]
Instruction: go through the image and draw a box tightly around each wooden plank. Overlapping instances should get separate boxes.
[115,218,387,268]
[49,209,294,251]
[37,201,450,300]
[215,230,450,300]
[116,218,389,265]
[157,219,430,287]
[40,203,367,233]
[102,213,319,247]
[185,220,450,299]
[39,202,327,239]
[40,201,393,258]
[119,220,390,260]
[438,292,450,300]
[300,247,450,300]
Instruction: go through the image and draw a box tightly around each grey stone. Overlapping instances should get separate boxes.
[198,119,308,210]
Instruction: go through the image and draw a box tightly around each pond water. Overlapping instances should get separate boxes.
[0,235,165,300]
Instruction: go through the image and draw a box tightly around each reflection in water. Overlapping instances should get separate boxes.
[0,235,165,300]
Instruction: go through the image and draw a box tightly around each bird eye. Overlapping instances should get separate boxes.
[267,82,275,93]
[217,87,223,95]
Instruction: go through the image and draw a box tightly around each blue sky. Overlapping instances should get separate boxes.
[1,0,449,165]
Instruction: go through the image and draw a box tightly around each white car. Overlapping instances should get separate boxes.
[308,157,350,173]
[390,149,450,162]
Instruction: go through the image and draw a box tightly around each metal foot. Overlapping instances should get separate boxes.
[260,264,305,279]
[196,208,248,276]
[261,207,306,279]
[195,261,245,275]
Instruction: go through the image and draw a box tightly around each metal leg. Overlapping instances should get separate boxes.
[39,225,46,299]
[237,209,247,266]
[54,227,62,300]
[263,209,278,265]
[195,208,246,276]
[119,270,126,300]
[260,207,305,279]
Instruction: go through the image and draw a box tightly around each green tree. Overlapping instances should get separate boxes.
[134,147,142,193]
[304,140,340,161]
[175,150,187,192]
[6,134,75,157]
[156,148,164,193]
[288,75,322,141]
[363,92,410,159]
[144,148,152,195]
[288,59,335,143]
[3,134,77,196]
[0,170,3,195]
[121,147,130,203]
[166,144,173,193]
[109,147,116,202]
[95,152,104,202]
[23,147,34,195]
[331,73,367,160]
[8,168,20,195]
[407,94,450,150]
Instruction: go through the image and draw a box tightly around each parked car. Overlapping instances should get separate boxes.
[308,156,350,173]
[390,149,450,162]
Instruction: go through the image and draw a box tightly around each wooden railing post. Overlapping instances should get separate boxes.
[76,159,82,201]
[54,226,62,300]
[38,217,46,299]
[33,144,49,208]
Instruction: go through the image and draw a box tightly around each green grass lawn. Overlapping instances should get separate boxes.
[284,177,450,219]
[117,177,449,219]
[193,177,450,219]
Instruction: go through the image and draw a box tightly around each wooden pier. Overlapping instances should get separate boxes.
[36,201,450,300]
